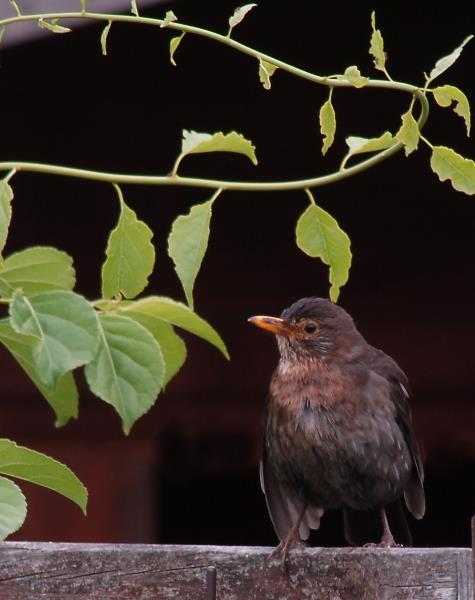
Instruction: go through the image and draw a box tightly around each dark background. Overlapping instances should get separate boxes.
[0,1,474,548]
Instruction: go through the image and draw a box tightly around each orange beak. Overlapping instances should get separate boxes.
[248,315,294,337]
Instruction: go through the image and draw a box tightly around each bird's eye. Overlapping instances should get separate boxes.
[302,321,318,335]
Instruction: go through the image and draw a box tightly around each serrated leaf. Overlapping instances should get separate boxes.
[100,20,112,56]
[0,247,75,298]
[369,12,386,73]
[38,18,71,34]
[296,201,352,303]
[0,477,26,540]
[101,196,155,300]
[228,4,257,34]
[85,314,164,434]
[168,198,213,309]
[125,311,186,386]
[433,85,471,136]
[258,59,278,90]
[0,439,87,514]
[345,131,395,156]
[319,96,336,156]
[9,290,100,389]
[0,319,78,427]
[0,178,13,262]
[336,65,369,88]
[430,146,475,195]
[121,296,229,359]
[181,130,257,164]
[131,0,138,16]
[161,10,177,28]
[428,36,473,84]
[170,33,185,66]
[395,110,420,156]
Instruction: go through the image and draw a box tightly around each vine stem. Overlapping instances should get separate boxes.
[0,11,430,191]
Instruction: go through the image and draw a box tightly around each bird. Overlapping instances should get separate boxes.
[248,297,425,569]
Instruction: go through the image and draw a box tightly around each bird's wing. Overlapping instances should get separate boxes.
[369,348,425,519]
[260,447,323,542]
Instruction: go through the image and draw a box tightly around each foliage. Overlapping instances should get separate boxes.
[0,3,472,537]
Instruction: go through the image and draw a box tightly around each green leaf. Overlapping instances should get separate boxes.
[180,130,257,165]
[296,198,352,303]
[0,247,75,298]
[0,477,26,540]
[101,193,155,300]
[433,85,471,136]
[131,0,138,16]
[0,319,78,427]
[319,95,336,156]
[80,0,86,13]
[430,146,475,195]
[38,18,71,34]
[125,311,187,386]
[169,33,185,66]
[121,296,229,359]
[0,178,13,263]
[0,28,5,46]
[0,439,87,514]
[395,110,420,156]
[85,314,164,435]
[428,36,473,84]
[228,4,257,35]
[345,131,395,156]
[9,290,100,389]
[100,20,112,56]
[258,60,278,90]
[160,10,177,28]
[336,66,369,88]
[369,12,387,73]
[168,197,215,309]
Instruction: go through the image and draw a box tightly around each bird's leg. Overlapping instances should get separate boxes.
[379,508,401,547]
[268,504,307,572]
[364,509,402,548]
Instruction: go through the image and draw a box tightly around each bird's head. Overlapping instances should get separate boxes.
[248,297,364,364]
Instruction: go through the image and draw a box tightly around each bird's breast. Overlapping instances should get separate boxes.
[266,363,412,509]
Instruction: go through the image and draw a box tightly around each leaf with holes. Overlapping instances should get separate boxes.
[345,132,395,157]
[319,96,336,156]
[336,66,369,88]
[168,198,214,309]
[0,439,87,514]
[433,85,471,136]
[0,319,78,427]
[179,130,257,166]
[0,477,26,540]
[101,197,155,299]
[395,110,420,156]
[9,290,100,389]
[121,296,229,359]
[160,10,177,28]
[0,247,75,298]
[369,12,386,73]
[296,202,352,303]
[430,146,475,195]
[84,314,165,434]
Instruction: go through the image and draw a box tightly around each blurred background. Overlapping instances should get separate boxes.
[0,0,473,548]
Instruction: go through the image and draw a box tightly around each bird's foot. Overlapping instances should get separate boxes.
[267,537,306,573]
[363,530,402,548]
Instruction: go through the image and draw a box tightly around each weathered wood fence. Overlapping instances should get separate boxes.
[0,518,473,600]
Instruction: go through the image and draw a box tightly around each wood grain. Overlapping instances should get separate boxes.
[0,542,472,599]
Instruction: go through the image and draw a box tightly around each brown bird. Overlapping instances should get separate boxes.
[248,297,425,568]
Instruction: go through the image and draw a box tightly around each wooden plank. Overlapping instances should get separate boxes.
[0,542,472,599]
